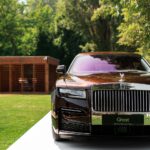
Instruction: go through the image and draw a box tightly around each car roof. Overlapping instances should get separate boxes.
[77,52,141,57]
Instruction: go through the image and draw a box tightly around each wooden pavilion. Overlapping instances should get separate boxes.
[0,56,59,93]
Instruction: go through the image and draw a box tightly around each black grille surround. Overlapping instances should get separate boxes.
[60,118,90,133]
[59,109,90,133]
[92,89,150,112]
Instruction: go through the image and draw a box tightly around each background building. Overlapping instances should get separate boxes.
[0,56,59,93]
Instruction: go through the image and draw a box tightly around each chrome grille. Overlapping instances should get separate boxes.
[92,90,150,112]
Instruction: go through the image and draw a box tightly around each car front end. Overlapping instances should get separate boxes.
[51,52,150,140]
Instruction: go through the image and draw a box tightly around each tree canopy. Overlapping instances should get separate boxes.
[0,0,149,64]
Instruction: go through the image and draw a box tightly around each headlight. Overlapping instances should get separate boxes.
[59,88,86,99]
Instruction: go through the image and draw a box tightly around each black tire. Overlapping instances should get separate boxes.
[52,127,62,141]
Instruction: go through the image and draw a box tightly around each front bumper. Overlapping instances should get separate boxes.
[58,125,150,137]
[57,110,150,137]
[92,125,150,136]
[52,88,150,137]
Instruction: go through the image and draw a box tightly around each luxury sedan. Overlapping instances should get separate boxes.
[51,52,150,140]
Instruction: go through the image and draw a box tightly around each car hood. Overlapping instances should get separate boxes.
[56,72,150,89]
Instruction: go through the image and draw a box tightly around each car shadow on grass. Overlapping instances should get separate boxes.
[55,136,150,150]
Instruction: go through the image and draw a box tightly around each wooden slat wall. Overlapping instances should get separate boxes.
[35,64,45,92]
[23,64,33,92]
[0,65,9,92]
[12,65,21,92]
[0,56,58,93]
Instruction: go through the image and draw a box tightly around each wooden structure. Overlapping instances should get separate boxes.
[0,56,59,93]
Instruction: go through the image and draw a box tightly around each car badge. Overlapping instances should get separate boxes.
[119,73,125,82]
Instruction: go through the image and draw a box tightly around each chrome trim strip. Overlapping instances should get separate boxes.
[61,108,83,113]
[143,91,144,112]
[100,91,102,111]
[149,92,150,112]
[92,111,150,115]
[103,90,105,112]
[59,130,91,136]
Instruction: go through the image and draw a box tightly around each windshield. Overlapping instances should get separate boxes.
[69,55,150,75]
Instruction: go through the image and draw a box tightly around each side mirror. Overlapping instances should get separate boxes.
[56,65,66,74]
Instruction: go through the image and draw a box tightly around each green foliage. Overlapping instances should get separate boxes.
[56,28,84,67]
[0,0,150,62]
[80,42,98,52]
[0,0,23,55]
[91,0,125,51]
[0,0,37,55]
[55,0,112,51]
[117,0,150,56]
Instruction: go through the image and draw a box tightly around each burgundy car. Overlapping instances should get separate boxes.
[51,52,150,140]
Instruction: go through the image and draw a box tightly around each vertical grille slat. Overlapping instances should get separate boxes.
[148,91,149,111]
[125,90,127,112]
[92,90,150,112]
[117,91,120,111]
[110,90,112,112]
[121,90,124,112]
[137,90,139,112]
[142,91,145,112]
[134,91,136,112]
[103,91,105,112]
[132,90,134,112]
[128,91,131,112]
[146,91,148,111]
[97,92,100,109]
[139,91,141,112]
[100,90,103,111]
[112,90,114,112]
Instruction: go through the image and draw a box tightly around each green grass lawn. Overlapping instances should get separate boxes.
[0,94,51,150]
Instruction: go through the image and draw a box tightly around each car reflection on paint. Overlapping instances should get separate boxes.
[51,52,150,141]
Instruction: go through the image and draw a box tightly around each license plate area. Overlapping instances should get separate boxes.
[114,126,129,135]
[102,114,144,125]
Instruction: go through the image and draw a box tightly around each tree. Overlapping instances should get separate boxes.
[0,0,149,62]
[117,0,150,57]
[54,27,84,67]
[25,0,56,56]
[55,0,113,51]
[0,0,24,55]
[0,0,38,55]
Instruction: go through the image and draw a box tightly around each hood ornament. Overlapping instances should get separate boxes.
[119,73,125,82]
